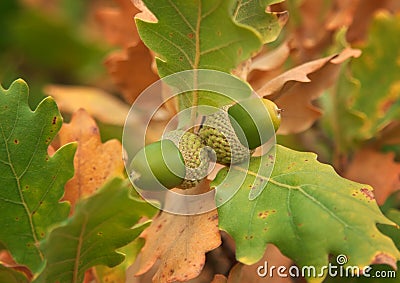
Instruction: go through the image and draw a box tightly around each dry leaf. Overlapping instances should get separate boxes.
[249,41,293,90]
[250,41,292,72]
[0,250,33,280]
[288,0,334,61]
[135,210,221,282]
[347,0,400,43]
[325,0,360,31]
[257,48,361,134]
[211,274,228,283]
[379,121,400,145]
[344,147,400,205]
[44,84,130,125]
[227,244,293,283]
[135,183,221,283]
[104,42,159,103]
[133,0,158,23]
[58,109,124,209]
[96,0,141,47]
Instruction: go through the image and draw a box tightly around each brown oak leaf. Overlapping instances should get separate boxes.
[344,147,400,205]
[211,274,228,283]
[227,244,293,283]
[135,183,221,283]
[325,0,361,31]
[256,48,361,134]
[248,41,293,91]
[44,84,130,125]
[0,250,33,280]
[57,109,124,209]
[104,41,159,103]
[346,0,400,43]
[379,121,400,145]
[96,0,141,47]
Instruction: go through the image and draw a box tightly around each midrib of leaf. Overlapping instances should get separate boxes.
[189,0,202,130]
[0,99,44,261]
[232,165,353,229]
[73,213,88,283]
[232,0,243,19]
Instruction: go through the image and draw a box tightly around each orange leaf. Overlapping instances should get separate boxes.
[104,42,159,103]
[58,109,124,209]
[135,183,221,283]
[0,250,33,280]
[256,48,361,134]
[325,0,360,31]
[227,244,292,283]
[96,0,141,47]
[211,274,228,283]
[344,147,400,205]
[379,122,400,145]
[44,84,130,125]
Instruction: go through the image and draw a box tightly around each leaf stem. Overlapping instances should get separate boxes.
[188,1,202,132]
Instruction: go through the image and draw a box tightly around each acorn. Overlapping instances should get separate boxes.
[129,130,210,191]
[199,98,281,165]
[129,139,186,190]
[163,130,210,189]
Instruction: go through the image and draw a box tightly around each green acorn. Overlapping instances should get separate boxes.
[199,98,281,165]
[129,130,210,191]
[164,130,210,189]
[129,139,186,190]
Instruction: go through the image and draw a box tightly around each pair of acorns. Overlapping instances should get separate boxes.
[130,98,281,191]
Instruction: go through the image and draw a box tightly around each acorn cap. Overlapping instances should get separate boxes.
[164,130,210,189]
[198,108,253,165]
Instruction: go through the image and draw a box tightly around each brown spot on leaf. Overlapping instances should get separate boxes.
[188,33,194,39]
[14,139,19,144]
[371,253,398,270]
[258,210,269,219]
[52,116,57,124]
[360,188,375,200]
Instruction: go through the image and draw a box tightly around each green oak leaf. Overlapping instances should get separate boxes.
[324,209,400,283]
[136,0,262,77]
[212,145,400,282]
[35,178,157,283]
[94,238,145,283]
[325,12,400,152]
[0,79,76,273]
[0,265,29,283]
[351,12,400,135]
[233,0,288,44]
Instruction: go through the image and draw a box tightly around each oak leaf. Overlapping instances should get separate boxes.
[57,109,124,209]
[345,147,400,205]
[227,245,292,283]
[96,0,141,47]
[135,208,221,282]
[256,48,361,134]
[135,183,221,283]
[44,84,130,125]
[104,41,159,103]
[379,122,400,145]
[211,274,228,283]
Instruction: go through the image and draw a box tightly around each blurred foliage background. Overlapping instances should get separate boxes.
[0,0,111,108]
